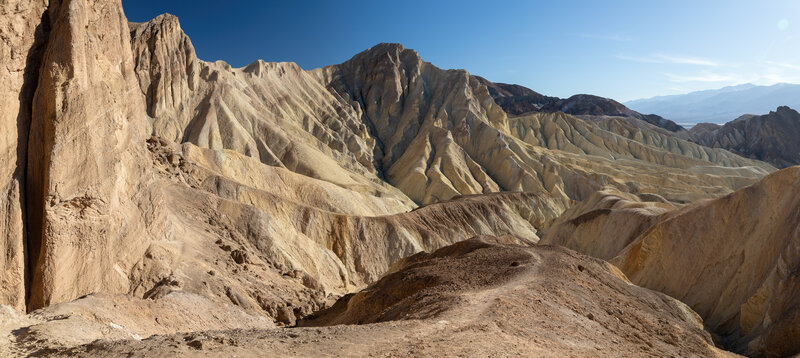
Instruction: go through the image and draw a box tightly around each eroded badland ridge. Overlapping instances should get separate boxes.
[0,1,798,357]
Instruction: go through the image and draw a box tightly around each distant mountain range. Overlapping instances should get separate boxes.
[625,83,800,126]
[479,78,800,168]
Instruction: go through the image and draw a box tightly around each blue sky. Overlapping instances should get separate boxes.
[122,0,800,102]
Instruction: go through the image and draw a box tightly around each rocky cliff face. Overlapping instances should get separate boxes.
[543,167,800,356]
[687,106,800,168]
[0,0,49,313]
[1,0,168,312]
[23,0,167,311]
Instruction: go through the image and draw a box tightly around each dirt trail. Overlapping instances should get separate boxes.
[45,238,735,357]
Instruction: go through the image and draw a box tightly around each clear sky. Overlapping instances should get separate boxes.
[122,0,800,102]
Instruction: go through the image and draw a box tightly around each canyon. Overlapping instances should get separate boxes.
[0,0,798,357]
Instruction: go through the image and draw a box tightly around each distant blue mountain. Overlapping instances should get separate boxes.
[625,83,800,126]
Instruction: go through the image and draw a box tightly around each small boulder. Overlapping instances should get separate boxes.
[276,306,296,326]
[231,249,248,264]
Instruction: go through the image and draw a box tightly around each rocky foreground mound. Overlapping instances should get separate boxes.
[25,238,730,357]
[543,166,800,356]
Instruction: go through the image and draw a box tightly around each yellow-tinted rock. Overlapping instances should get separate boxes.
[25,0,162,310]
[131,21,771,216]
[0,0,48,312]
[544,167,800,356]
[541,188,672,260]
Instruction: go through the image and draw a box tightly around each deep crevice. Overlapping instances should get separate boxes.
[21,8,52,313]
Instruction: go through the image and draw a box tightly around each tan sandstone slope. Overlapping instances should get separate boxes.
[129,15,771,212]
[543,167,800,356]
[317,44,771,204]
[129,14,388,191]
[42,238,734,357]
